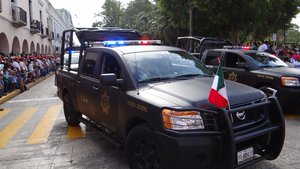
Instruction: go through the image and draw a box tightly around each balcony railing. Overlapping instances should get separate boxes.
[30,20,41,34]
[48,31,54,40]
[41,25,49,38]
[11,3,27,27]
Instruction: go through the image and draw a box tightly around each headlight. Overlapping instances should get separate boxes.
[162,109,204,130]
[281,76,300,86]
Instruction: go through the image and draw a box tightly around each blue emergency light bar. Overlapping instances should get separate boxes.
[103,40,162,47]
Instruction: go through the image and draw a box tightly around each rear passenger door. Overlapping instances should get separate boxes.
[223,52,248,84]
[76,51,101,120]
[96,51,124,132]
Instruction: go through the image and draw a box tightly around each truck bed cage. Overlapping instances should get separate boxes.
[60,27,142,70]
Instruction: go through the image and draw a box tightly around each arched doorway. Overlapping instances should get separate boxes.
[0,33,9,55]
[36,43,40,54]
[12,36,21,55]
[44,46,47,54]
[48,46,51,54]
[30,41,35,54]
[22,39,29,54]
[41,44,44,54]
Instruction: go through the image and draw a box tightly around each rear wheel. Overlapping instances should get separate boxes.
[63,93,81,126]
[126,124,163,169]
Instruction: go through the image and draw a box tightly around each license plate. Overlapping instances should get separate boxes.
[237,147,254,165]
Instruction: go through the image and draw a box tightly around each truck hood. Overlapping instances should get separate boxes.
[141,77,265,109]
[253,67,300,77]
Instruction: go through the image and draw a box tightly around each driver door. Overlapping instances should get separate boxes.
[223,52,248,84]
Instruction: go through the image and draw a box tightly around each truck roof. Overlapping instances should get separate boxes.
[89,45,185,54]
[75,28,142,44]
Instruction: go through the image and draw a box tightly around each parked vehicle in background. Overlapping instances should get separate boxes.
[176,36,232,59]
[201,48,300,110]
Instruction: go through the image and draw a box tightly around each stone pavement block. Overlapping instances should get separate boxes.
[39,156,55,166]
[279,149,300,165]
[6,157,42,169]
[37,165,52,169]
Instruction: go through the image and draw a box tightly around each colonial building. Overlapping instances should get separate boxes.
[0,0,73,56]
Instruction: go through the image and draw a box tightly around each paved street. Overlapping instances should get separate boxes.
[0,75,299,169]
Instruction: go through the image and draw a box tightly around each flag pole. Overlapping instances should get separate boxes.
[217,57,233,122]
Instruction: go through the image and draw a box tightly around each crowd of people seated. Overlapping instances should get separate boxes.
[0,52,60,98]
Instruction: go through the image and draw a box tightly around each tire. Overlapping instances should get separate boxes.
[126,124,163,169]
[63,93,81,126]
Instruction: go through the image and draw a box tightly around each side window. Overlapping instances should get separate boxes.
[82,52,98,77]
[177,38,189,51]
[102,53,121,79]
[204,51,222,66]
[224,52,245,68]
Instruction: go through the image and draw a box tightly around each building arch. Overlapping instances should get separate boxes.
[30,41,35,54]
[12,36,21,55]
[0,33,9,55]
[22,39,29,54]
[44,46,47,54]
[48,46,51,54]
[36,43,40,54]
[41,44,44,54]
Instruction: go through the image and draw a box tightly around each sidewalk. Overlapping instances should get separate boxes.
[0,73,54,104]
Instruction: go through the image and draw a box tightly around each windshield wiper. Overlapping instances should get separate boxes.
[174,73,201,78]
[260,65,284,68]
[138,77,171,83]
[259,65,272,68]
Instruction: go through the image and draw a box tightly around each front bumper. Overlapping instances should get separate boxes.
[277,86,300,109]
[155,97,285,169]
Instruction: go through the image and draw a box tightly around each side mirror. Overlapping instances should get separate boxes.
[236,62,249,69]
[100,73,123,86]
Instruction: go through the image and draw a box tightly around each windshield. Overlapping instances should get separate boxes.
[245,52,288,68]
[123,51,213,83]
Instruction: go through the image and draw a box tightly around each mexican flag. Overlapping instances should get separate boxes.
[208,64,229,108]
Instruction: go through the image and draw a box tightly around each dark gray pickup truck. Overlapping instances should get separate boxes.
[55,28,285,169]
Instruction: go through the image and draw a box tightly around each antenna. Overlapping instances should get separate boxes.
[135,47,140,95]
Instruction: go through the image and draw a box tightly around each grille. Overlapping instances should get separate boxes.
[229,100,270,134]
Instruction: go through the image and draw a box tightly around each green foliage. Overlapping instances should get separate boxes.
[93,0,124,27]
[94,0,300,45]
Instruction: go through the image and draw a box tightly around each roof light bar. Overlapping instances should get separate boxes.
[223,45,251,50]
[103,40,162,47]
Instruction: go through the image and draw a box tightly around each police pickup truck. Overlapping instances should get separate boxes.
[176,36,232,59]
[201,48,300,110]
[56,28,285,169]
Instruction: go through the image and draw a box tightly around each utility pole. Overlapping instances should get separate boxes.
[189,1,194,36]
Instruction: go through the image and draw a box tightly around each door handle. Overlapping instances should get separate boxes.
[93,86,99,90]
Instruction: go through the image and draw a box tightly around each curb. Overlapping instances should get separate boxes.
[0,73,54,104]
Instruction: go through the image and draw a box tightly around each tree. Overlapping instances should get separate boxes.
[157,0,300,44]
[93,0,124,27]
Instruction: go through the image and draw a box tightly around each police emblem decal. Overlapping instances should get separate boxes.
[228,72,238,81]
[236,111,246,120]
[101,91,110,114]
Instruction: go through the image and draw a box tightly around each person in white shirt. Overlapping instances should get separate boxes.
[258,41,268,52]
[12,57,21,71]
[290,57,300,68]
[19,57,28,72]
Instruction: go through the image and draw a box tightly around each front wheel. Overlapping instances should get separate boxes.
[126,124,163,169]
[63,93,81,126]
